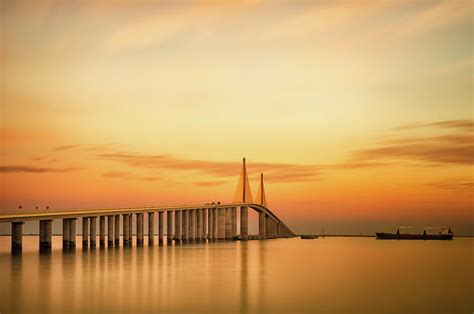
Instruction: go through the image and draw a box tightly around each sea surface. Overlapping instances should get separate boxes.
[0,237,472,313]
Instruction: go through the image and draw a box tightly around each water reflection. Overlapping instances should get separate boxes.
[1,237,473,313]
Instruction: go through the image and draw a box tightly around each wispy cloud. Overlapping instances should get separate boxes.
[351,119,474,166]
[53,144,80,151]
[0,165,80,173]
[426,178,474,193]
[98,153,322,183]
[194,180,228,187]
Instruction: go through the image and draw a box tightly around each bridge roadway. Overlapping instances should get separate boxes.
[1,202,295,252]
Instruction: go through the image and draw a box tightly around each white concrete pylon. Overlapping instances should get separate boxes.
[255,172,267,207]
[233,157,253,203]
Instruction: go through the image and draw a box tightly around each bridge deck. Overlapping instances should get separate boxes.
[0,202,294,235]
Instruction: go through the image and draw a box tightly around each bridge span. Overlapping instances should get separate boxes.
[0,158,296,252]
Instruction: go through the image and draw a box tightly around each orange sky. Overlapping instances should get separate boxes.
[1,0,472,234]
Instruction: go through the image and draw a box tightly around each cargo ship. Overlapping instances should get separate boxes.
[376,227,453,240]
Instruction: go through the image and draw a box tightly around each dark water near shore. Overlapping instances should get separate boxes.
[0,237,473,313]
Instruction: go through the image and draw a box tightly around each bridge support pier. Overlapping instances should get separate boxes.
[114,215,120,245]
[218,207,225,240]
[174,210,181,242]
[44,220,52,250]
[158,211,163,244]
[123,214,130,245]
[68,218,76,247]
[167,211,173,243]
[196,209,202,241]
[189,209,195,242]
[182,210,189,242]
[225,208,232,240]
[240,206,248,240]
[82,217,89,247]
[231,207,237,238]
[212,208,218,240]
[63,219,70,248]
[274,219,277,238]
[99,216,105,246]
[148,212,155,245]
[265,214,271,239]
[11,222,23,251]
[207,208,212,240]
[108,215,114,246]
[128,214,133,244]
[202,209,207,241]
[39,220,45,249]
[259,211,266,239]
[90,217,97,246]
[137,213,143,245]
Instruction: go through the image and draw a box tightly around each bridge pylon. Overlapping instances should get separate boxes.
[255,173,267,207]
[233,157,253,203]
[233,157,253,240]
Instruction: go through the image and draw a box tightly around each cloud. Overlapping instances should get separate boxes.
[394,119,473,131]
[0,165,80,173]
[351,119,474,166]
[53,144,80,151]
[426,178,474,193]
[102,171,131,178]
[194,181,228,187]
[98,153,322,183]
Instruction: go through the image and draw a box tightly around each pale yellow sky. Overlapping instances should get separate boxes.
[1,0,473,233]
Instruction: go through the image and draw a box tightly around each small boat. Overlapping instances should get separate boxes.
[300,235,318,239]
[376,226,453,240]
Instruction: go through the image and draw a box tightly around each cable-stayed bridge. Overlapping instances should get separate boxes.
[0,158,295,253]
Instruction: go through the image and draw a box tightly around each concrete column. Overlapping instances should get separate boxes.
[99,216,106,246]
[44,220,52,249]
[39,220,45,248]
[174,210,181,242]
[207,208,212,239]
[12,222,23,251]
[167,211,173,243]
[240,206,248,240]
[196,209,201,240]
[137,213,144,245]
[148,212,155,245]
[231,207,237,237]
[212,208,218,240]
[189,210,195,241]
[158,212,164,244]
[225,207,232,240]
[218,207,226,240]
[128,214,133,244]
[90,217,97,246]
[208,208,213,240]
[259,211,266,239]
[69,218,76,247]
[123,214,130,245]
[273,220,278,238]
[108,215,114,246]
[265,214,271,238]
[202,209,207,240]
[182,210,189,242]
[114,215,120,244]
[82,217,89,247]
[63,219,70,248]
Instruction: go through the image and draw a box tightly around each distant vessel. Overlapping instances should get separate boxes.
[376,227,453,240]
[300,235,318,239]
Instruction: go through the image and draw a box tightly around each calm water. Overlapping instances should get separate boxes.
[0,237,472,313]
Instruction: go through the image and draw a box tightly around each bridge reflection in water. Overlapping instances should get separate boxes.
[1,158,295,253]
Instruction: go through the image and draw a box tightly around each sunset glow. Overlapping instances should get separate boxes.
[1,0,472,234]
